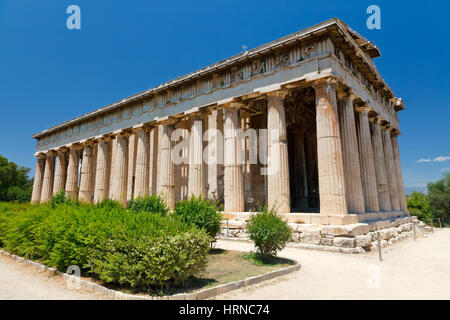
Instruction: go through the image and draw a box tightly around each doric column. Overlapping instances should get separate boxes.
[392,133,408,213]
[78,142,96,203]
[305,130,319,208]
[65,145,81,200]
[294,128,309,208]
[223,103,244,212]
[356,106,379,213]
[31,153,46,204]
[370,118,391,212]
[126,133,137,202]
[382,126,400,211]
[111,133,129,206]
[40,150,56,203]
[338,95,365,214]
[52,149,68,195]
[93,137,111,203]
[267,91,291,214]
[206,109,224,201]
[134,125,150,198]
[314,81,347,215]
[157,123,175,210]
[148,127,158,195]
[188,114,205,198]
[109,138,117,199]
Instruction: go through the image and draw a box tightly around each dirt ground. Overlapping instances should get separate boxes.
[0,229,449,300]
[214,229,450,300]
[0,253,103,300]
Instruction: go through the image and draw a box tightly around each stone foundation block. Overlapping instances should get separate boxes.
[320,235,334,246]
[378,228,396,240]
[355,234,372,249]
[376,220,390,230]
[300,230,321,245]
[320,223,369,237]
[221,220,246,229]
[333,237,356,248]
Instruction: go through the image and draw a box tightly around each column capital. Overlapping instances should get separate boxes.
[34,152,46,159]
[312,76,338,90]
[46,150,57,157]
[379,121,391,131]
[266,90,290,100]
[56,146,69,154]
[80,138,97,147]
[132,122,154,132]
[354,104,371,113]
[66,142,83,151]
[156,116,179,126]
[95,134,113,142]
[113,128,133,137]
[223,101,245,113]
[337,90,358,102]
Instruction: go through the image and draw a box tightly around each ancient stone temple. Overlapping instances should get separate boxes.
[31,19,411,249]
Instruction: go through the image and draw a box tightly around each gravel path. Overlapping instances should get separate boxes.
[214,229,450,300]
[0,253,101,300]
[1,229,449,300]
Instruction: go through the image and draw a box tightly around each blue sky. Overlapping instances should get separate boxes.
[0,0,449,192]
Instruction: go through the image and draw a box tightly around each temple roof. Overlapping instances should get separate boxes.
[32,18,394,139]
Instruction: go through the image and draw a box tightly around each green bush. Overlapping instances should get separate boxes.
[407,191,434,223]
[127,195,169,216]
[247,206,291,258]
[95,198,123,211]
[173,196,222,239]
[0,199,210,290]
[50,191,74,208]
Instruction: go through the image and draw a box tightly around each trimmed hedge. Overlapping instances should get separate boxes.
[0,200,210,290]
[173,197,222,239]
[127,195,169,216]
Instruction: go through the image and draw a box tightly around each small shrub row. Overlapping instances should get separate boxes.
[0,199,210,290]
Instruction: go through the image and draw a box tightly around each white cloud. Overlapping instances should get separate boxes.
[417,156,450,163]
[441,168,450,172]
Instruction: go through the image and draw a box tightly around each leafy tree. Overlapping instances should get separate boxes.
[406,191,434,223]
[427,173,450,225]
[0,154,33,202]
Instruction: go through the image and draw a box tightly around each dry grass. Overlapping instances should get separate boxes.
[181,249,295,292]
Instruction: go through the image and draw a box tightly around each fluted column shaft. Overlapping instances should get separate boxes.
[78,143,95,203]
[356,108,379,212]
[134,128,150,198]
[206,109,224,201]
[111,134,129,206]
[52,150,68,195]
[148,127,158,195]
[127,134,137,201]
[370,120,391,211]
[40,151,56,203]
[338,97,365,214]
[392,135,408,212]
[31,155,46,204]
[188,116,205,198]
[223,105,244,212]
[382,128,400,211]
[158,124,175,210]
[65,147,81,200]
[314,82,347,215]
[297,131,309,208]
[94,138,111,203]
[267,93,290,214]
[109,138,117,199]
